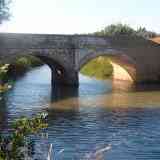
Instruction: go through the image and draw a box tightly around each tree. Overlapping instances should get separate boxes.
[94,23,158,39]
[94,23,135,36]
[0,0,10,23]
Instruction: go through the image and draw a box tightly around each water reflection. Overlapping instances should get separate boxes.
[50,85,79,111]
[49,79,160,110]
[89,91,160,108]
[51,85,79,102]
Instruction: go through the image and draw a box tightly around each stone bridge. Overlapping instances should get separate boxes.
[0,33,160,86]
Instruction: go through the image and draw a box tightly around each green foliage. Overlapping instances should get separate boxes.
[94,23,157,39]
[0,0,11,23]
[0,112,48,160]
[7,56,43,77]
[16,57,30,67]
[27,56,43,67]
[0,64,11,93]
[0,56,43,93]
[10,57,30,75]
[94,23,135,36]
[0,64,9,81]
[14,56,43,69]
[80,57,113,79]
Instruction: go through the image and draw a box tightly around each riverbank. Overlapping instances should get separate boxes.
[80,56,113,79]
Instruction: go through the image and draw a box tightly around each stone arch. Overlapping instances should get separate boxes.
[78,51,137,83]
[2,50,74,86]
[34,54,68,86]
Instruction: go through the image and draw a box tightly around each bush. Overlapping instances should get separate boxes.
[0,64,12,94]
[27,56,43,67]
[0,113,48,160]
[7,56,43,77]
[94,23,135,36]
[94,23,157,39]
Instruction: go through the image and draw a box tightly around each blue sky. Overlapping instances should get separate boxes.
[0,0,160,34]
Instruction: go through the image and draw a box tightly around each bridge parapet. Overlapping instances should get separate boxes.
[73,36,111,49]
[0,33,75,49]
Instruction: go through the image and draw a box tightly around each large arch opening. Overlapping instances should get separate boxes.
[80,56,113,80]
[79,53,137,83]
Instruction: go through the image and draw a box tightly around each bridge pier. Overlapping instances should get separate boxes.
[51,68,79,87]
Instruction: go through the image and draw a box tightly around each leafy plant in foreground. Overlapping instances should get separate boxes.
[0,112,48,160]
[0,64,11,93]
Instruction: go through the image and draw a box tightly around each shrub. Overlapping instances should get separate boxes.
[94,23,157,39]
[0,113,48,160]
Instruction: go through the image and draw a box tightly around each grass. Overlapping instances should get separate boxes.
[80,56,113,79]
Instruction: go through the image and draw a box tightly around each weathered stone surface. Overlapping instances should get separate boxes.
[0,33,160,86]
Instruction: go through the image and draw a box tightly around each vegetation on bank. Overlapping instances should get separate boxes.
[7,56,43,77]
[80,56,113,79]
[0,63,49,160]
[0,64,11,93]
[0,113,48,160]
[0,56,43,93]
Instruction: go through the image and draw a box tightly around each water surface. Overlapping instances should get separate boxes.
[1,65,160,160]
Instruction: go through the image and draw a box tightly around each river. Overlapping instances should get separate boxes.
[1,65,160,160]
